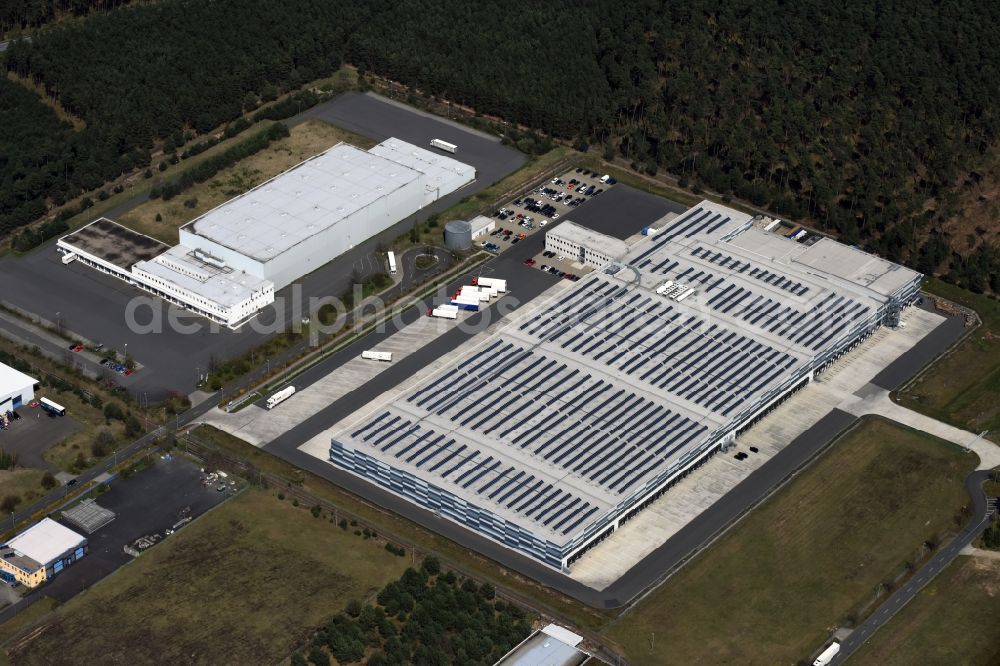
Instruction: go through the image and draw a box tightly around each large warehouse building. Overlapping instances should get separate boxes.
[0,518,87,587]
[0,361,37,413]
[329,200,922,570]
[58,139,475,328]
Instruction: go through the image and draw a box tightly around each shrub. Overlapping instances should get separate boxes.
[41,471,57,489]
[103,402,125,421]
[421,556,441,576]
[1,494,21,513]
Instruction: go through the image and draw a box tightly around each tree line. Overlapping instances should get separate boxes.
[0,0,134,35]
[291,557,532,666]
[2,0,1000,288]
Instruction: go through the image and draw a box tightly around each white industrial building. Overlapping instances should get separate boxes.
[58,139,475,328]
[544,220,629,269]
[0,361,37,413]
[0,518,88,587]
[329,200,922,570]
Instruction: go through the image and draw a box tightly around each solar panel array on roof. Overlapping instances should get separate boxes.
[329,199,923,569]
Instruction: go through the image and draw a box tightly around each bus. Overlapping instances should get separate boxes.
[430,139,458,154]
[361,350,393,362]
[387,251,397,275]
[40,397,66,416]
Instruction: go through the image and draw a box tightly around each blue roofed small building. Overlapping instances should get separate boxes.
[0,518,88,588]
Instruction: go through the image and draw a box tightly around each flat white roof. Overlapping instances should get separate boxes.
[133,245,273,309]
[368,139,475,197]
[6,518,85,566]
[0,361,37,395]
[182,142,423,263]
[541,624,583,647]
[549,220,629,259]
[498,626,588,666]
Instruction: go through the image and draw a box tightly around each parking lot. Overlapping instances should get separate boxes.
[1,454,230,617]
[481,166,617,280]
[0,93,526,401]
[0,406,79,471]
[566,182,686,239]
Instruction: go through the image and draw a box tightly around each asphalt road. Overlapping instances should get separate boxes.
[0,92,523,400]
[871,299,967,390]
[830,470,997,665]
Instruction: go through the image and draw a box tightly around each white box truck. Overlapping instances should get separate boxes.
[813,642,840,666]
[430,139,458,154]
[265,386,295,410]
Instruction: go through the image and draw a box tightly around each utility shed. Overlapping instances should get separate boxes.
[0,361,37,413]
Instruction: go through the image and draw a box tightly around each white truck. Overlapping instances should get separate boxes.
[387,250,397,274]
[430,139,458,154]
[361,350,393,362]
[61,252,77,265]
[472,276,507,292]
[265,385,295,410]
[813,642,840,666]
[428,308,459,319]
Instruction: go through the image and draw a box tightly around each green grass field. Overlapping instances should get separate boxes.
[603,418,978,665]
[896,279,1000,440]
[3,489,409,665]
[188,426,612,632]
[850,555,1000,665]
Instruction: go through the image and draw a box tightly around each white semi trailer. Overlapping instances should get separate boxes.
[472,277,507,292]
[812,642,840,666]
[430,139,458,154]
[265,385,295,409]
[428,308,459,319]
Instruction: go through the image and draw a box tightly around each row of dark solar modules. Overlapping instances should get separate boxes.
[407,335,710,493]
[351,410,600,536]
[631,207,736,267]
[705,282,870,350]
[690,246,809,296]
[519,277,797,416]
